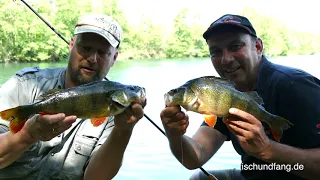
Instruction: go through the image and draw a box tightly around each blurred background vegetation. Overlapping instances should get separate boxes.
[1,0,319,63]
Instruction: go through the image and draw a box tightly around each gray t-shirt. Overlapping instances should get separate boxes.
[0,67,114,180]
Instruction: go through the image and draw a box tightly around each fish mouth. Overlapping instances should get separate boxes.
[138,88,146,99]
[164,88,182,102]
[164,88,199,108]
[164,93,172,106]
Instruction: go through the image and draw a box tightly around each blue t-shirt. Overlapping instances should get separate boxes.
[202,56,320,179]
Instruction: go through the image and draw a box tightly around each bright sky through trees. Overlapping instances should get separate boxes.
[118,0,320,34]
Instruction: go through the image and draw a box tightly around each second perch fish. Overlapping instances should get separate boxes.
[164,76,293,142]
[0,80,146,133]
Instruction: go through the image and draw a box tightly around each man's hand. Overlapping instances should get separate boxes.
[22,113,77,142]
[223,108,271,158]
[114,99,146,131]
[160,105,189,137]
[84,99,146,180]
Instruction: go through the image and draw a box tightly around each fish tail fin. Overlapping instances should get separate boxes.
[204,115,217,127]
[0,105,33,133]
[268,115,294,142]
[90,117,108,127]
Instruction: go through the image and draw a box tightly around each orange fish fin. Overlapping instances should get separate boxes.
[1,107,26,133]
[90,117,107,127]
[268,115,293,142]
[0,107,19,121]
[10,119,27,133]
[1,106,33,133]
[270,128,280,142]
[204,115,217,127]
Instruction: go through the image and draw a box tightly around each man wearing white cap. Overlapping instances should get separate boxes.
[0,14,145,180]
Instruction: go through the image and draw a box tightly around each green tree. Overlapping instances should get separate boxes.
[0,2,319,62]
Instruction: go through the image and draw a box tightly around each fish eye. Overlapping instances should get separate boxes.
[169,89,178,94]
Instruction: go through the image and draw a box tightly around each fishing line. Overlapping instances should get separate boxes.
[143,114,212,177]
[15,0,213,178]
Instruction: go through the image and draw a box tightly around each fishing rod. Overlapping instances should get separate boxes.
[16,0,216,179]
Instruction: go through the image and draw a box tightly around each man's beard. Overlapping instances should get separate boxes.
[69,67,101,86]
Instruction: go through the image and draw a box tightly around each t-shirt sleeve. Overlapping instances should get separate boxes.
[201,117,230,141]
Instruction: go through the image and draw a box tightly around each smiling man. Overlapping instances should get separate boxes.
[160,14,320,180]
[0,14,146,180]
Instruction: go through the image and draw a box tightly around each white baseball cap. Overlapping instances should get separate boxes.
[74,14,123,48]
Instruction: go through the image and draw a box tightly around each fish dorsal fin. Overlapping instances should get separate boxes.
[245,91,264,105]
[37,88,62,101]
[200,76,236,88]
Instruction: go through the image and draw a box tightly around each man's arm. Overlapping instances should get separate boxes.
[83,127,132,180]
[0,114,77,169]
[226,73,320,179]
[0,128,36,169]
[167,126,227,170]
[84,103,144,180]
[261,141,320,180]
[0,76,35,169]
[0,76,77,169]
[262,74,320,179]
[227,108,320,180]
[160,106,227,170]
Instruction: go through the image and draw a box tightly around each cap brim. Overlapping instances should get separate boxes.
[74,25,119,48]
[203,23,256,40]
